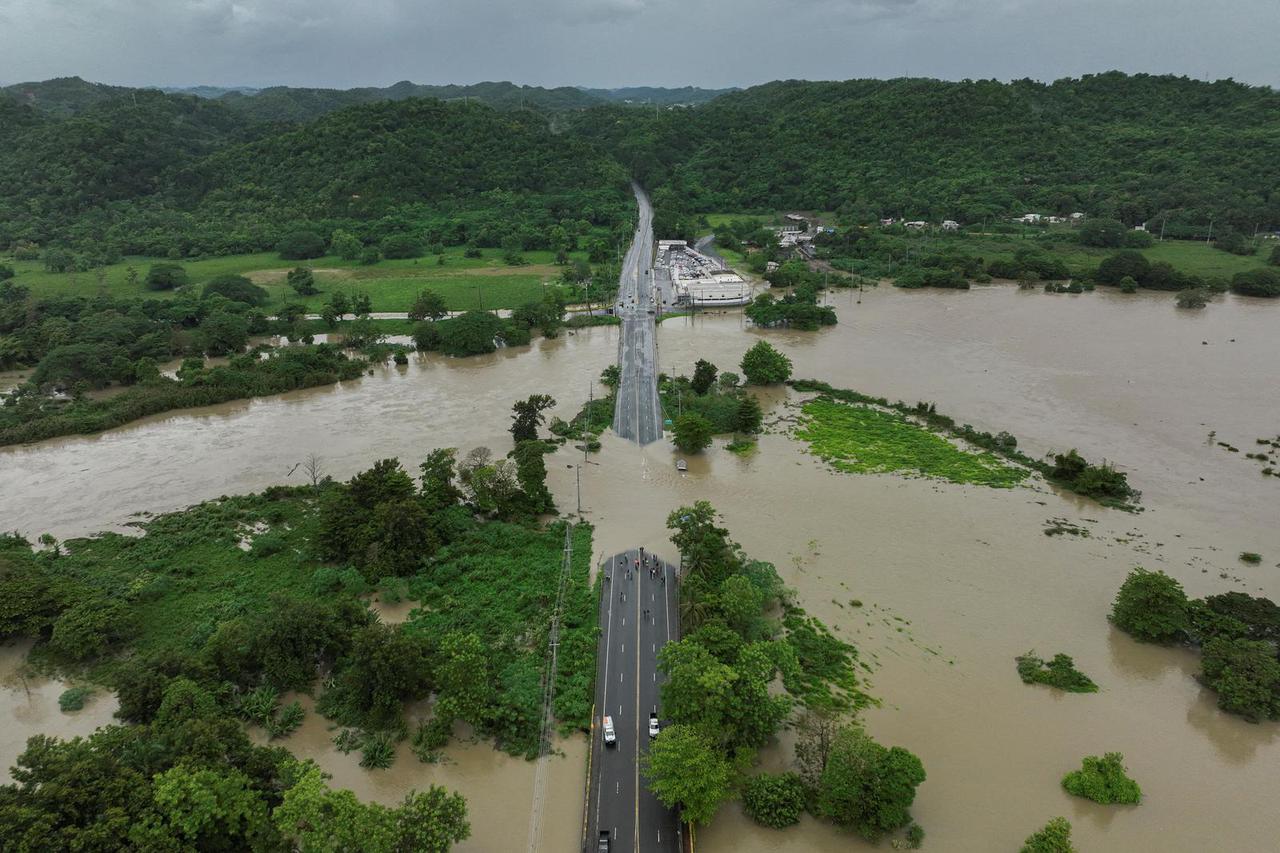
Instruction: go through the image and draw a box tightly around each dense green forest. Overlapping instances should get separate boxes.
[3,72,1277,266]
[0,89,632,258]
[569,73,1280,238]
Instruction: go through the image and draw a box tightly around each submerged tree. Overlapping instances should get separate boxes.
[673,413,714,454]
[816,724,926,841]
[690,359,718,395]
[740,340,792,385]
[510,394,556,443]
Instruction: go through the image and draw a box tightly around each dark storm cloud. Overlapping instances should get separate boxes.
[0,0,1276,89]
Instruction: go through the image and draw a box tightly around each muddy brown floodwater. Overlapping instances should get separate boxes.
[2,284,1278,850]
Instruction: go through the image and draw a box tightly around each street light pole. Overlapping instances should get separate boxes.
[575,464,581,517]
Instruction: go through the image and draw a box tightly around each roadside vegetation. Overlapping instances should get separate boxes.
[0,395,594,807]
[550,365,616,451]
[659,358,764,453]
[642,503,926,845]
[1111,569,1280,722]
[791,380,1140,509]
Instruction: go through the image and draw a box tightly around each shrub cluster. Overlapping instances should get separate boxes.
[1061,752,1142,804]
[1016,652,1098,693]
[1111,569,1280,721]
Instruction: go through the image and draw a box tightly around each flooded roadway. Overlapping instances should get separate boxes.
[2,284,1278,850]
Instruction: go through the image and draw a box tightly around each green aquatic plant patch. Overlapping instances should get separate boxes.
[795,397,1029,487]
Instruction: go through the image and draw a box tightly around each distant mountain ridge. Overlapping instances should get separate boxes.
[579,86,735,105]
[161,85,261,99]
[1,76,736,122]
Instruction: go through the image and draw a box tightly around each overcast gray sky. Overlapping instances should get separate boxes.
[1,0,1277,90]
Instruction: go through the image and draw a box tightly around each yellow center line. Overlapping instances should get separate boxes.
[634,549,642,850]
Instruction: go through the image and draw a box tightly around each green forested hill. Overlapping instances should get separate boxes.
[0,76,137,117]
[182,98,631,251]
[0,90,260,254]
[579,73,1280,234]
[2,72,1277,259]
[0,92,631,256]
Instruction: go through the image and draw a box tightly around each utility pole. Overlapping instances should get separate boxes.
[1159,218,1167,242]
[1206,218,1214,245]
[575,464,581,517]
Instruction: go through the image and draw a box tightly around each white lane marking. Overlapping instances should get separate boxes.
[595,553,619,840]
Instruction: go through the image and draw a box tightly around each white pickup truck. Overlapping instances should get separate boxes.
[603,715,617,747]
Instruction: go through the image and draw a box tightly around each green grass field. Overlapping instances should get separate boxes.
[6,246,586,312]
[699,210,1271,280]
[968,235,1270,279]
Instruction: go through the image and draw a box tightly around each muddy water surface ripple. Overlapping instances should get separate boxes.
[2,285,1278,851]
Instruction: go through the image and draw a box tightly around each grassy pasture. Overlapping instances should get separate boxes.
[5,247,587,312]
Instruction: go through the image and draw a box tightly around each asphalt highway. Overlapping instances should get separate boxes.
[612,185,664,446]
[585,550,680,853]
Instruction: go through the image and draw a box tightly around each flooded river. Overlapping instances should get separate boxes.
[2,284,1277,850]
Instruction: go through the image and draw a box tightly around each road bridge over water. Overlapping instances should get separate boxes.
[612,185,664,446]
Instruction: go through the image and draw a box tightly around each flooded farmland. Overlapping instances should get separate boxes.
[3,284,1278,850]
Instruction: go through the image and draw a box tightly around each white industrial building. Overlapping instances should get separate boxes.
[657,240,753,307]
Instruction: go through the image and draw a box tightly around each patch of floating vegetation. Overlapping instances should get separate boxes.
[1044,518,1091,537]
[794,397,1029,488]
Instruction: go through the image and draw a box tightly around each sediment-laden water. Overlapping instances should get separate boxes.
[3,284,1277,850]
